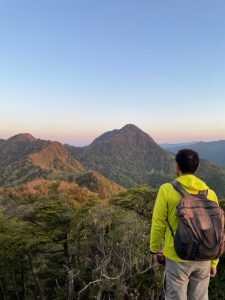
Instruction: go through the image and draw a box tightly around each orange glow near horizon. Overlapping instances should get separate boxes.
[1,125,225,146]
[0,129,99,146]
[148,126,225,144]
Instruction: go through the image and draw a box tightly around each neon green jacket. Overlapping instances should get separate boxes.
[150,174,219,268]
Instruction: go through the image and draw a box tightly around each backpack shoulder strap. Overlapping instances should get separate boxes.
[172,181,208,198]
[166,181,186,238]
[166,201,175,238]
[171,181,189,197]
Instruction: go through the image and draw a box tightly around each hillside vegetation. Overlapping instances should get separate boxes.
[0,183,224,299]
[1,125,225,299]
[76,170,126,199]
[0,183,159,299]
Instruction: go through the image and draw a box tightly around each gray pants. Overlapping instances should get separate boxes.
[164,258,211,300]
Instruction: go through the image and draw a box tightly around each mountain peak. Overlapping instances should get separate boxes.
[120,124,140,130]
[119,124,147,135]
[92,124,154,144]
[8,133,36,142]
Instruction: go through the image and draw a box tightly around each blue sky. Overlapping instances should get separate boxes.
[1,0,225,145]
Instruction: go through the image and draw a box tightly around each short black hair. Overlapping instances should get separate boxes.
[175,149,199,174]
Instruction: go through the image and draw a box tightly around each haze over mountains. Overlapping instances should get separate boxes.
[160,142,195,150]
[1,124,225,197]
[164,140,225,166]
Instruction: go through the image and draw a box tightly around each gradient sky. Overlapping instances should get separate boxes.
[1,0,225,146]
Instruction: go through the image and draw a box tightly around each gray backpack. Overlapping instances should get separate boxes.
[167,181,225,260]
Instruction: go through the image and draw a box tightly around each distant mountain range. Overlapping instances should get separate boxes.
[1,125,225,197]
[160,142,195,149]
[164,140,225,166]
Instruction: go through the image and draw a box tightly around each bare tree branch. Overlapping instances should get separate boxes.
[101,260,126,280]
[125,263,155,282]
[78,279,102,300]
[136,263,154,275]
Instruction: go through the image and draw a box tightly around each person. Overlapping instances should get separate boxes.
[150,149,219,300]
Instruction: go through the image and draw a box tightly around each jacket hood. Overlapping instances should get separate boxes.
[175,174,208,192]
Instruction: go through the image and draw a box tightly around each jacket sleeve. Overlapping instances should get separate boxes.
[150,185,168,253]
[210,190,220,268]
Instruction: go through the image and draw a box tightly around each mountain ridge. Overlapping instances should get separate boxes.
[0,134,85,186]
[0,133,125,199]
[2,127,225,197]
[167,140,225,166]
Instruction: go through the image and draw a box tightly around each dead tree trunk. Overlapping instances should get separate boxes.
[27,253,46,300]
[67,269,74,300]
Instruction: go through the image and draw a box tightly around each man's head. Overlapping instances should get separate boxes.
[175,149,199,175]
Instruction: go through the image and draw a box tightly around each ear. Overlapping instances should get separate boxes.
[175,163,181,176]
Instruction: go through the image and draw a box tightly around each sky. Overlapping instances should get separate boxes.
[1,0,225,146]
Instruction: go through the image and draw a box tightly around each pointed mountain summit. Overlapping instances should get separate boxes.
[92,124,157,145]
[67,124,175,187]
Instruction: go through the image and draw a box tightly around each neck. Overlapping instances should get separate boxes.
[179,172,192,176]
